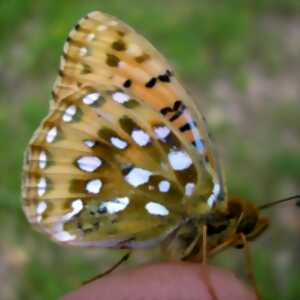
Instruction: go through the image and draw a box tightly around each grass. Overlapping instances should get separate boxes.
[0,1,299,299]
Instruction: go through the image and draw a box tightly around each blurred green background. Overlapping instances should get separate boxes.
[0,0,299,299]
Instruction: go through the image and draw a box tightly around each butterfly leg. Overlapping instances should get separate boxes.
[83,251,131,285]
[207,236,237,257]
[202,224,208,264]
[200,224,220,300]
[240,234,262,300]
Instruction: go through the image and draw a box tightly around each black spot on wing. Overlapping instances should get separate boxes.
[58,69,64,77]
[169,108,186,122]
[169,101,186,122]
[166,70,173,76]
[135,53,150,63]
[158,71,171,82]
[98,128,120,141]
[123,99,140,109]
[119,116,139,134]
[121,164,134,176]
[81,63,92,75]
[112,40,127,51]
[173,100,182,111]
[179,121,197,132]
[145,77,157,88]
[106,54,120,67]
[160,107,173,115]
[117,30,126,37]
[123,79,132,88]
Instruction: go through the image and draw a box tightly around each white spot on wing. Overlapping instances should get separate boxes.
[51,199,84,242]
[52,220,76,241]
[77,156,102,172]
[213,183,221,195]
[36,201,47,215]
[79,47,88,56]
[84,140,96,148]
[99,197,130,214]
[154,126,170,140]
[97,24,107,32]
[127,43,142,56]
[37,177,47,197]
[119,61,127,68]
[63,105,77,122]
[148,185,155,191]
[168,150,192,171]
[86,179,102,194]
[63,42,69,53]
[112,92,129,104]
[39,151,47,169]
[46,127,58,143]
[108,20,118,26]
[131,129,150,146]
[207,183,221,207]
[54,231,76,242]
[125,168,152,187]
[145,202,169,216]
[158,180,170,193]
[36,201,47,222]
[71,199,83,214]
[194,138,205,153]
[87,33,96,41]
[111,137,128,149]
[82,92,100,105]
[62,199,84,222]
[207,195,216,207]
[185,182,195,197]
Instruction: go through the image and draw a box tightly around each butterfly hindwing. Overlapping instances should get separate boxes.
[22,86,216,247]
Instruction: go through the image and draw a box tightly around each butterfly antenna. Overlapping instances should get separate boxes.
[258,194,300,210]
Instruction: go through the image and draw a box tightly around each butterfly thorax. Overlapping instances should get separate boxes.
[161,197,269,260]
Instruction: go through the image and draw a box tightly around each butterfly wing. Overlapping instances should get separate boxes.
[22,11,226,248]
[23,86,216,247]
[52,10,225,207]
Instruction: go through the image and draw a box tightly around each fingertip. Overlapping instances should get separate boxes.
[61,262,257,300]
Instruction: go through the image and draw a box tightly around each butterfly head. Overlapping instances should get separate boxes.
[221,194,300,249]
[161,197,269,260]
[226,197,269,246]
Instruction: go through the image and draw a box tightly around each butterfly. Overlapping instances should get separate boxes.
[22,10,272,270]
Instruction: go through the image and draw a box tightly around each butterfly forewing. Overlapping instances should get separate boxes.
[52,11,224,201]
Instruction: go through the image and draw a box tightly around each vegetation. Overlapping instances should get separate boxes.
[0,1,299,299]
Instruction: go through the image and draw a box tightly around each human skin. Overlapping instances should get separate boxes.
[61,262,257,300]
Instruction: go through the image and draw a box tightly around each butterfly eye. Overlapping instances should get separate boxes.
[236,214,258,235]
[227,198,243,218]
